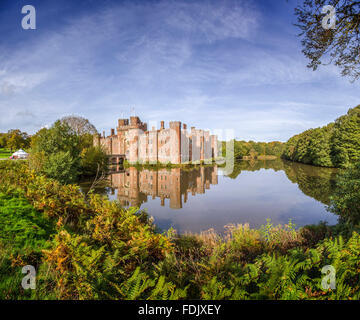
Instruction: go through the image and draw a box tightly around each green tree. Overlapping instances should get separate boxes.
[80,146,108,177]
[43,151,79,184]
[331,106,360,167]
[31,118,107,183]
[328,161,360,227]
[5,129,30,152]
[0,133,7,148]
[295,0,360,81]
[32,121,80,159]
[31,121,81,184]
[283,105,360,168]
[308,125,334,167]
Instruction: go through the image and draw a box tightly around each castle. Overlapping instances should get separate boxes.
[94,116,219,164]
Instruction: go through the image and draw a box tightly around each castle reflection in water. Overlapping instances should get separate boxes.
[108,166,218,209]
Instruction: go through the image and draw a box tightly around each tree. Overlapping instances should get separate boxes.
[59,115,99,152]
[31,118,107,183]
[80,146,108,177]
[282,105,360,168]
[59,115,98,136]
[31,121,81,184]
[0,133,7,148]
[32,121,80,159]
[328,161,360,227]
[295,0,360,81]
[5,129,30,152]
[331,105,360,166]
[42,151,79,185]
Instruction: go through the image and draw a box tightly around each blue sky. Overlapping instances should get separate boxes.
[0,0,359,141]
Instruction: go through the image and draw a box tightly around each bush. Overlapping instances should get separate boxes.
[42,151,80,185]
[80,146,108,177]
[328,162,360,228]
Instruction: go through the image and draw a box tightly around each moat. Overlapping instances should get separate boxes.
[81,159,339,234]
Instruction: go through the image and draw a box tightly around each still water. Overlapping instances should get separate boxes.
[81,159,339,234]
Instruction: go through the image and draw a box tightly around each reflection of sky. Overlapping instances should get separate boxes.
[109,168,338,234]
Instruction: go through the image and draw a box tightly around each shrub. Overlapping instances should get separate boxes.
[80,146,108,177]
[328,162,360,228]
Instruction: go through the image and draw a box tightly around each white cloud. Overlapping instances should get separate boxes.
[0,72,48,95]
[0,0,359,141]
[162,0,259,42]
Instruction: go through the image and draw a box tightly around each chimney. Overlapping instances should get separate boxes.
[160,121,165,130]
[111,128,115,136]
[183,124,187,130]
[103,131,105,138]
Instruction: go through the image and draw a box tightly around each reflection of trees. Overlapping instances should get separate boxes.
[79,180,110,197]
[226,159,284,179]
[226,159,338,205]
[282,160,338,205]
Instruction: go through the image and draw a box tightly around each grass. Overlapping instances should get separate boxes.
[123,159,218,170]
[0,148,12,159]
[0,189,56,300]
[0,190,55,252]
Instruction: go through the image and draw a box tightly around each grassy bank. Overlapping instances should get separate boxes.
[0,189,56,299]
[0,148,11,159]
[122,159,218,170]
[0,160,359,300]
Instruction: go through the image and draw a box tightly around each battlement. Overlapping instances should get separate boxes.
[117,117,147,132]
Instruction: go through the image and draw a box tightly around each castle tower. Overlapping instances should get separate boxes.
[169,121,181,164]
[181,124,190,163]
[211,135,218,159]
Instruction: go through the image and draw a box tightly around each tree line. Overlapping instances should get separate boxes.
[282,105,360,168]
[224,140,284,161]
[1,116,107,184]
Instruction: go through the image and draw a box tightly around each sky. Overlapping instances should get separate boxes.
[0,0,359,142]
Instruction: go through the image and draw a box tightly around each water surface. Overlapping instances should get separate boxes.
[81,159,339,234]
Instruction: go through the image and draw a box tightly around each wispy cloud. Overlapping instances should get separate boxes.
[0,0,359,141]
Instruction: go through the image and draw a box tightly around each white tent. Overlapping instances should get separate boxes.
[11,149,29,159]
